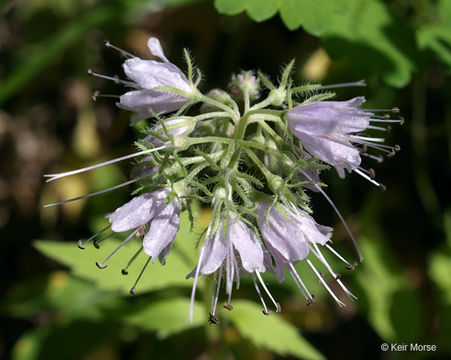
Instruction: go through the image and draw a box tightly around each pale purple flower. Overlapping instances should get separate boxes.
[108,188,180,263]
[188,213,281,322]
[257,201,356,306]
[287,97,401,185]
[117,37,194,120]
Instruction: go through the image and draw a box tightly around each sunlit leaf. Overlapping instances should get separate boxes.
[120,297,204,339]
[228,300,324,360]
[34,209,206,294]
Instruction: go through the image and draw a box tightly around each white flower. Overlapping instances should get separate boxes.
[287,97,401,185]
[257,201,356,306]
[117,37,194,120]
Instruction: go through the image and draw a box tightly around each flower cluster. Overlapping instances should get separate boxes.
[45,38,403,322]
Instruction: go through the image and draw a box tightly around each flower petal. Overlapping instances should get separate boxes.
[117,89,189,118]
[229,216,266,273]
[123,58,191,93]
[199,225,227,275]
[108,189,168,232]
[256,202,310,262]
[143,199,180,262]
[147,37,168,62]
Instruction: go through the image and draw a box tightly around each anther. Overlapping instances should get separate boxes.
[87,68,93,75]
[92,90,99,101]
[392,107,400,113]
[78,239,85,250]
[275,303,282,314]
[399,116,405,125]
[335,273,342,280]
[379,183,387,191]
[130,256,151,296]
[121,269,128,275]
[346,261,358,271]
[262,310,272,315]
[307,295,316,306]
[387,125,392,133]
[387,149,396,158]
[377,155,384,163]
[208,313,220,325]
[368,168,376,179]
[394,144,401,152]
[223,303,233,311]
[96,262,108,269]
[104,40,135,58]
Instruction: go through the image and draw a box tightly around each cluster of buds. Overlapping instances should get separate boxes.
[45,38,403,322]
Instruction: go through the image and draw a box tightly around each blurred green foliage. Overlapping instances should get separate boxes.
[1,0,450,359]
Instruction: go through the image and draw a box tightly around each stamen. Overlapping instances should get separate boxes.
[208,313,220,325]
[77,225,111,249]
[104,40,135,58]
[43,177,143,207]
[361,153,384,163]
[346,261,359,271]
[310,243,357,300]
[93,231,115,249]
[121,246,143,275]
[223,303,233,311]
[369,117,403,124]
[306,259,345,307]
[189,244,206,322]
[130,256,151,295]
[367,125,387,132]
[299,169,363,261]
[44,146,167,182]
[255,271,281,314]
[287,262,313,301]
[92,90,120,101]
[87,68,135,87]
[211,267,223,315]
[252,273,270,315]
[95,229,138,269]
[325,244,353,268]
[316,80,366,90]
[354,168,383,188]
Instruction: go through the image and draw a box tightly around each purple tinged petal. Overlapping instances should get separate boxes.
[108,189,168,232]
[229,216,266,273]
[117,89,189,118]
[257,203,310,262]
[257,202,333,262]
[198,225,228,275]
[123,58,192,93]
[143,199,180,262]
[147,37,168,62]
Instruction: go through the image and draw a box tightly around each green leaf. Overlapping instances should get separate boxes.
[228,300,324,360]
[279,0,347,35]
[2,272,121,320]
[429,252,451,304]
[120,297,204,339]
[33,209,205,294]
[214,0,246,15]
[245,0,279,22]
[417,0,451,70]
[321,0,416,87]
[355,236,422,342]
